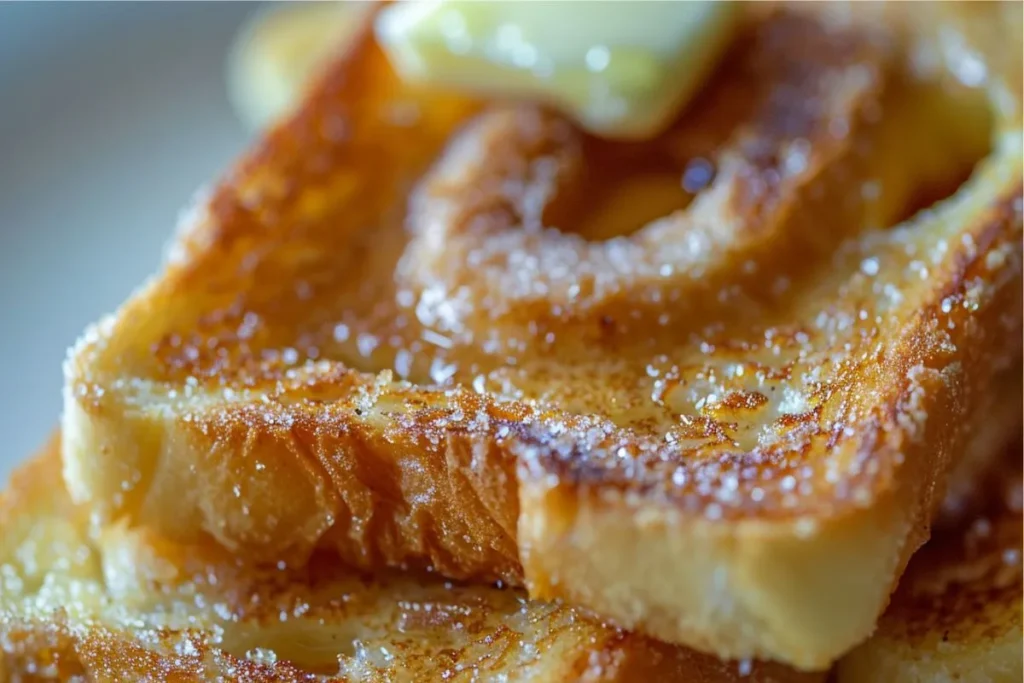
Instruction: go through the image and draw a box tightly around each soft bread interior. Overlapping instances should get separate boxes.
[1,437,819,683]
[836,441,1023,683]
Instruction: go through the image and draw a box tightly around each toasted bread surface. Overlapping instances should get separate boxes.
[836,442,1023,683]
[0,439,818,683]
[62,3,1023,668]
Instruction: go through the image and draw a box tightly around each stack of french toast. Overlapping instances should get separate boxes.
[2,3,1021,681]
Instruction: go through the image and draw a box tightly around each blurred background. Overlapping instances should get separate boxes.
[0,3,261,480]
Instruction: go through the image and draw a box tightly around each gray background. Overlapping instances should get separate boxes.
[0,3,260,481]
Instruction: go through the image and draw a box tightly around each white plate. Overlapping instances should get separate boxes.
[0,3,259,481]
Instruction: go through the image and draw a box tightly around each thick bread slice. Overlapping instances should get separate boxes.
[0,437,817,683]
[836,442,1023,683]
[62,3,1023,669]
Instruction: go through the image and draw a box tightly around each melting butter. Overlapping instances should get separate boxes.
[375,0,739,139]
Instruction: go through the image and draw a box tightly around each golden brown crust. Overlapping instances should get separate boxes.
[0,442,820,683]
[61,3,1023,669]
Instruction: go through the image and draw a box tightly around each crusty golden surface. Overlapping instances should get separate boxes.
[837,442,1023,683]
[62,2,1023,669]
[0,440,818,683]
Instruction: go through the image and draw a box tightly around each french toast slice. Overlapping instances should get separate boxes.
[0,438,819,683]
[62,3,1023,669]
[837,441,1023,683]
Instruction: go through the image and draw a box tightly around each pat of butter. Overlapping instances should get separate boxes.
[228,2,373,131]
[375,0,739,139]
